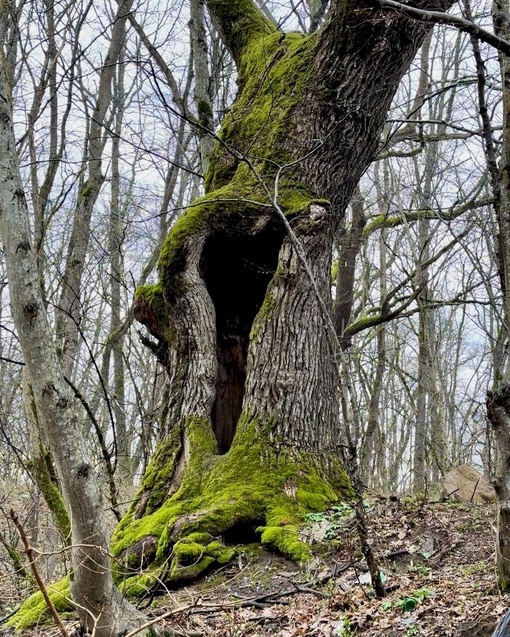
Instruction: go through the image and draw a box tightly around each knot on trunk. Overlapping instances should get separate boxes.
[487,385,510,426]
[134,284,169,365]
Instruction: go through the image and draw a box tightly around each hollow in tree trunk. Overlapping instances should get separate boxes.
[112,0,455,592]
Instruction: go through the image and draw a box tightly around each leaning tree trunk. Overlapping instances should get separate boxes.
[112,0,455,592]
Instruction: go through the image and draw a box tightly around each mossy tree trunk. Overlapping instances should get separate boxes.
[113,0,455,589]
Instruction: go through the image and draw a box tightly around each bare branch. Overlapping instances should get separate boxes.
[374,0,510,55]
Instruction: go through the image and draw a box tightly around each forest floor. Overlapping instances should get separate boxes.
[0,498,506,636]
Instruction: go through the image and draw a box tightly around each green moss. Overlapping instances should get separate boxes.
[7,577,72,631]
[169,555,216,582]
[362,208,435,239]
[342,313,382,340]
[136,425,182,515]
[133,282,175,344]
[207,0,275,69]
[78,184,93,199]
[158,204,206,298]
[135,283,165,316]
[120,570,161,598]
[5,544,28,579]
[257,525,311,562]
[151,30,327,312]
[113,411,351,592]
[186,415,218,460]
[172,537,235,569]
[187,532,214,544]
[499,576,510,593]
[250,291,276,340]
[29,448,71,544]
[173,539,205,564]
[113,500,184,561]
[206,541,236,564]
[331,259,339,283]
[206,31,317,193]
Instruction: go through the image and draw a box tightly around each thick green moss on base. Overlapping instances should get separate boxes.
[137,425,183,515]
[120,569,162,598]
[112,413,351,591]
[257,525,310,562]
[7,577,72,631]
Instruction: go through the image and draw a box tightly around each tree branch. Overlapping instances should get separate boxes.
[362,196,492,238]
[10,510,69,637]
[373,0,510,56]
[204,0,276,66]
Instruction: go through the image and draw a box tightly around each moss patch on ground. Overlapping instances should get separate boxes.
[7,577,73,631]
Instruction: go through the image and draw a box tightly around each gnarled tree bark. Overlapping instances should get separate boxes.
[113,0,455,591]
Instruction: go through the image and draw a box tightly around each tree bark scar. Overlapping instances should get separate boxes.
[16,240,31,253]
[14,188,26,203]
[22,302,39,318]
[76,464,90,479]
[42,383,56,397]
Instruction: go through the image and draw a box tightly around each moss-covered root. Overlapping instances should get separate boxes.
[7,577,182,635]
[119,533,236,596]
[112,418,351,592]
[7,577,73,631]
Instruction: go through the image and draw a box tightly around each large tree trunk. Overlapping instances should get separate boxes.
[112,0,455,590]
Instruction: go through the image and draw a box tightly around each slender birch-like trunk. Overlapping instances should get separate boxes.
[0,9,151,634]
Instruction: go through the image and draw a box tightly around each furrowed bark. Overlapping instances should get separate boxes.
[487,385,510,592]
[114,0,456,590]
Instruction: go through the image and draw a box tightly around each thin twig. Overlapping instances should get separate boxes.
[374,0,510,56]
[10,509,69,637]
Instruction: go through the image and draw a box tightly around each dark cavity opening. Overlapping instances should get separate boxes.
[200,223,283,454]
[222,520,264,545]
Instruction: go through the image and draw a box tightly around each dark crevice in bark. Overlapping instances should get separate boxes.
[200,222,283,453]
